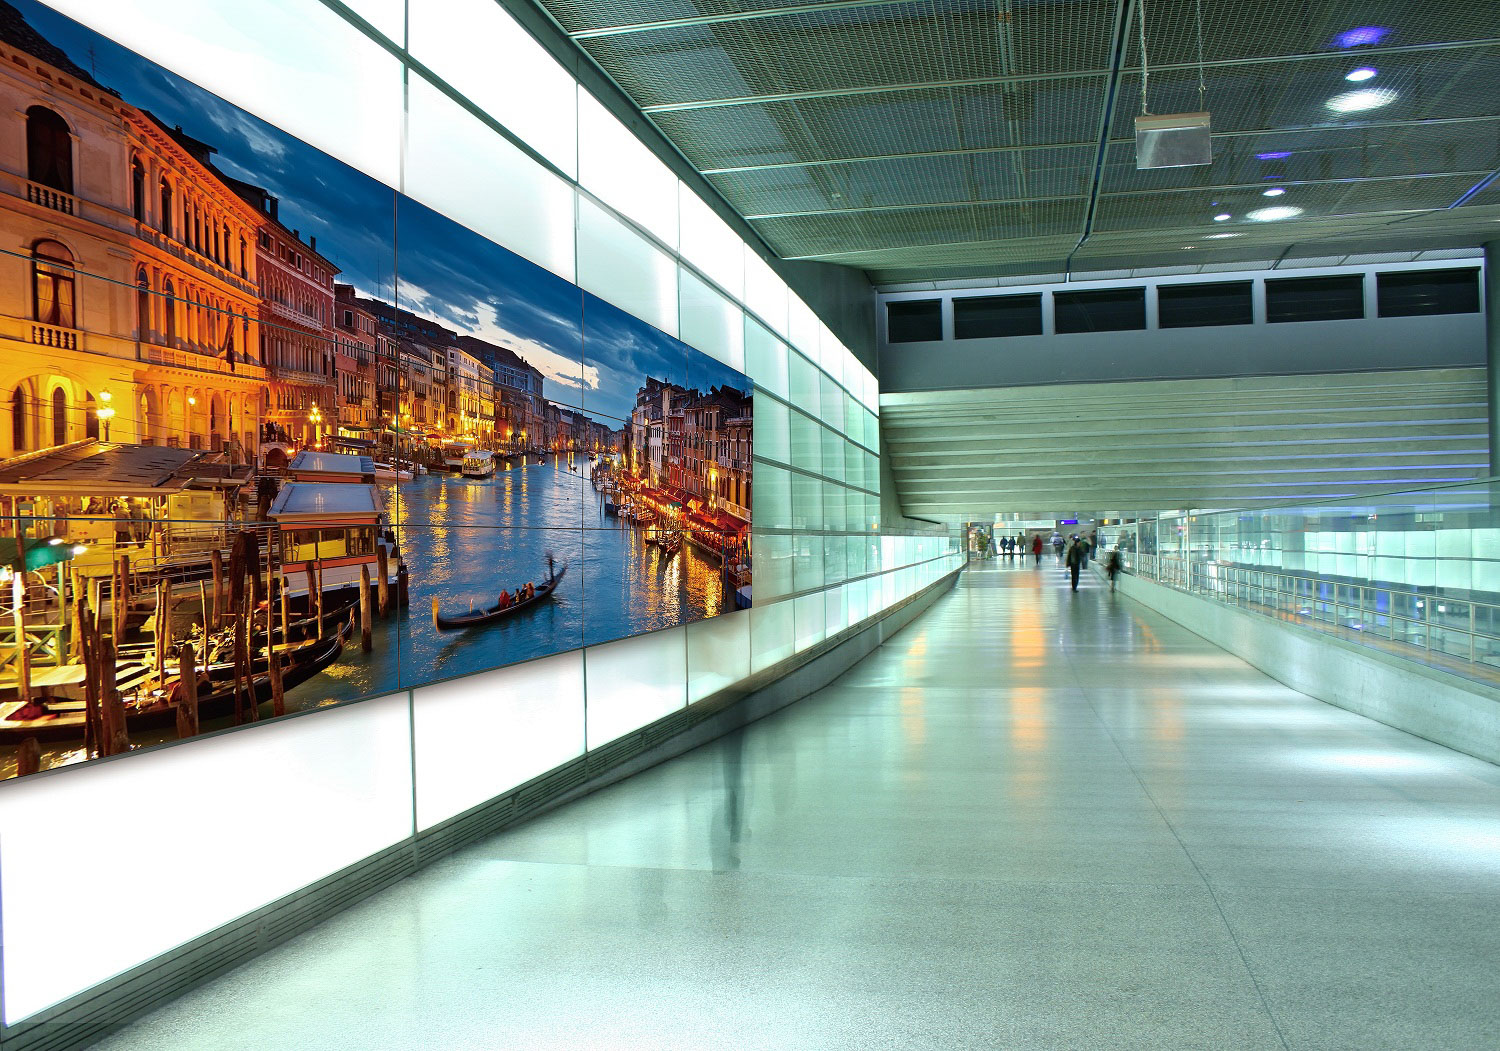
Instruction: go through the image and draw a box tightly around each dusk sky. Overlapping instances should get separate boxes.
[12,0,749,424]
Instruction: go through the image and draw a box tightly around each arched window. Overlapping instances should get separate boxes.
[159,179,173,238]
[85,394,98,440]
[32,240,76,328]
[11,388,26,452]
[51,387,66,447]
[130,157,145,222]
[26,106,72,194]
[163,278,176,345]
[136,267,151,339]
[222,224,230,267]
[193,206,202,253]
[239,237,247,277]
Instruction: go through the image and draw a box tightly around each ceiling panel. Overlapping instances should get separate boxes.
[535,0,1500,285]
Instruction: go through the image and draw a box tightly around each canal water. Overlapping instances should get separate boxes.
[2,457,734,778]
[289,455,732,704]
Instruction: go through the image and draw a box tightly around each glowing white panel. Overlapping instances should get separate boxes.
[405,76,576,283]
[794,592,827,651]
[744,249,789,335]
[753,460,794,530]
[820,425,845,482]
[41,0,403,188]
[755,531,795,602]
[754,395,791,464]
[408,0,577,176]
[863,368,880,411]
[823,481,849,531]
[750,597,796,673]
[687,608,751,702]
[791,471,825,531]
[0,694,413,1024]
[789,352,821,415]
[744,320,789,399]
[825,582,850,635]
[794,534,825,593]
[578,93,679,249]
[577,197,678,336]
[412,653,585,831]
[788,410,823,476]
[680,186,744,302]
[585,627,688,748]
[787,295,820,363]
[340,0,406,41]
[679,268,745,371]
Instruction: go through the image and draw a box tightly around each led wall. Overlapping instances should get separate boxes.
[0,0,960,1028]
[0,0,754,781]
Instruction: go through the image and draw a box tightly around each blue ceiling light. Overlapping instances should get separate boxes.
[1257,151,1292,160]
[1333,26,1391,49]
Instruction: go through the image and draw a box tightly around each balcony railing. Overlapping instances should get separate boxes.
[26,181,75,215]
[31,322,77,350]
[144,343,267,380]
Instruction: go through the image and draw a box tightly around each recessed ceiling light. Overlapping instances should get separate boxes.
[1346,67,1378,82]
[1205,233,1241,239]
[1326,88,1398,113]
[1182,246,1195,250]
[1257,151,1292,160]
[1262,187,1287,197]
[1248,205,1304,222]
[1213,213,1231,221]
[1333,26,1390,49]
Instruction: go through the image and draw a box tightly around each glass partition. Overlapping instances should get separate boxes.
[1120,479,1500,685]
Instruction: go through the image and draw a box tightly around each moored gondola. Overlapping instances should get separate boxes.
[0,620,353,744]
[430,563,568,631]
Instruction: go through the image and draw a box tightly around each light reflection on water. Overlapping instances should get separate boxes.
[290,458,730,703]
[6,459,735,776]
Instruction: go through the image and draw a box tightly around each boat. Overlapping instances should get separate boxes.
[441,443,473,473]
[268,482,406,612]
[373,462,414,483]
[0,620,352,744]
[461,450,497,478]
[658,530,683,556]
[603,492,618,516]
[430,563,568,631]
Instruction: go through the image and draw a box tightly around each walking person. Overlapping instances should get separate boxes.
[1065,535,1086,592]
[1051,530,1065,564]
[1104,545,1122,592]
[1031,532,1043,565]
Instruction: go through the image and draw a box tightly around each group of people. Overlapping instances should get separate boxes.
[497,581,537,609]
[989,527,1123,592]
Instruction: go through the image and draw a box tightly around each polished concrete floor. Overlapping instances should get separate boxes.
[94,559,1500,1050]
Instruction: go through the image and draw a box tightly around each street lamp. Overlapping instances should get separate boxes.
[96,390,115,442]
[309,404,323,448]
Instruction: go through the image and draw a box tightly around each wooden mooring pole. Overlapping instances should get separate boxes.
[176,642,199,739]
[359,565,373,654]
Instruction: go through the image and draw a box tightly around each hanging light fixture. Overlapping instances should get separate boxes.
[1135,0,1213,169]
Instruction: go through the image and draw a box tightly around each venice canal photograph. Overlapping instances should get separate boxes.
[0,0,753,780]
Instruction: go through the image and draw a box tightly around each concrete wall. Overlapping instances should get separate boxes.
[1114,568,1500,767]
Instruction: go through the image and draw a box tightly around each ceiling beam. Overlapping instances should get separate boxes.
[700,114,1500,176]
[639,38,1500,114]
[569,0,917,39]
[743,172,1482,222]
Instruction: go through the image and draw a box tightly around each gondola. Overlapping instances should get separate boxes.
[430,563,568,631]
[658,530,683,556]
[0,619,353,744]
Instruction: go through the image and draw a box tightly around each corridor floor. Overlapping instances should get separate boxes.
[95,560,1500,1050]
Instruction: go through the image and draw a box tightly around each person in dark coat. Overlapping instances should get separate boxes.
[1065,536,1086,592]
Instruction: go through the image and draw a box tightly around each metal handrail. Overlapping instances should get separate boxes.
[1132,553,1500,673]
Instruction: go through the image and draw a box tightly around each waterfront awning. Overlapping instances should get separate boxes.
[289,451,376,484]
[268,482,384,522]
[0,441,217,498]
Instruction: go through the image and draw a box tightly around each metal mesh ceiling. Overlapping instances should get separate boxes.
[536,0,1500,285]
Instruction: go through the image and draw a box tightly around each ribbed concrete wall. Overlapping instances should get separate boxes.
[880,367,1488,519]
